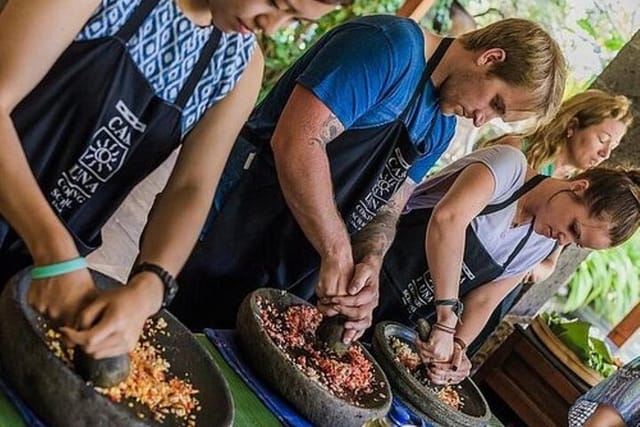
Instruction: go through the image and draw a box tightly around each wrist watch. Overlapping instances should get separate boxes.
[130,262,179,308]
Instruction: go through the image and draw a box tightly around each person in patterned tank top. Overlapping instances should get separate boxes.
[569,355,640,427]
[0,0,345,359]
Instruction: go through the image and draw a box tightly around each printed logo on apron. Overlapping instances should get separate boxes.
[347,146,411,231]
[377,175,548,327]
[401,261,476,315]
[50,100,147,213]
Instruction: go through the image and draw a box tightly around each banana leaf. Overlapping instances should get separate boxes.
[543,312,618,378]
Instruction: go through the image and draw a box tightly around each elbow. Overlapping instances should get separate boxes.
[270,133,286,161]
[270,133,295,173]
[0,82,19,115]
[162,178,212,207]
[462,291,496,317]
[430,206,469,232]
[464,290,492,308]
[0,94,12,118]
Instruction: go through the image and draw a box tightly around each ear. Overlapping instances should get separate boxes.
[569,178,590,193]
[477,48,506,66]
[566,117,579,139]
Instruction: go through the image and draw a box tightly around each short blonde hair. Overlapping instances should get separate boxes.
[526,90,632,170]
[460,18,567,125]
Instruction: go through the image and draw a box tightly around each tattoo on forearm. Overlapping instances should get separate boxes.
[309,113,342,148]
[352,201,402,261]
[351,181,416,262]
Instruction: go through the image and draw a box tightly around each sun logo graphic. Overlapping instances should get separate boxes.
[79,128,129,183]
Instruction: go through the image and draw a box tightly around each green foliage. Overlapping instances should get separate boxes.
[419,0,454,33]
[560,231,640,327]
[576,18,598,39]
[543,312,618,377]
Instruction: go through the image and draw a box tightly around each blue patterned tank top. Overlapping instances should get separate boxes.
[77,0,256,136]
[569,356,640,426]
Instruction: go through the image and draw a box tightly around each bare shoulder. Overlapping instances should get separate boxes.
[0,0,102,108]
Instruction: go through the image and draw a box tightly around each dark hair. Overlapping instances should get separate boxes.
[574,167,640,246]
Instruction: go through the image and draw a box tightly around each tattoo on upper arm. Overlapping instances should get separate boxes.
[351,181,416,262]
[309,113,343,148]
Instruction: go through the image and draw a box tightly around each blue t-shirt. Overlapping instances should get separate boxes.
[245,15,456,182]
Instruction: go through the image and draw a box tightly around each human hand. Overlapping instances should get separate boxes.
[426,345,471,385]
[320,257,381,343]
[416,327,455,366]
[28,268,98,326]
[316,248,354,316]
[60,273,163,359]
[524,263,548,284]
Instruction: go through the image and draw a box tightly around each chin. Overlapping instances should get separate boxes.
[440,106,456,116]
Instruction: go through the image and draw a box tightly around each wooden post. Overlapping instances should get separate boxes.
[608,302,640,347]
[396,0,436,22]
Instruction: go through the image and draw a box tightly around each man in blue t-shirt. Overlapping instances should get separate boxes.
[172,15,567,340]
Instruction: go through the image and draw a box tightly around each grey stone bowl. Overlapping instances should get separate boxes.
[371,321,491,427]
[236,288,392,427]
[0,268,233,427]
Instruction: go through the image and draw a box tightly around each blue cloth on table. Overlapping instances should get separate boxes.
[1,329,432,427]
[0,370,47,427]
[204,328,313,427]
[204,329,432,427]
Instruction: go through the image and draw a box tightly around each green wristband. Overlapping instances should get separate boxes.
[30,257,88,280]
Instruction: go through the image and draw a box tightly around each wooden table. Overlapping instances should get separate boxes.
[473,325,590,427]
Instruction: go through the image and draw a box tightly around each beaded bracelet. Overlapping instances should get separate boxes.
[30,257,87,280]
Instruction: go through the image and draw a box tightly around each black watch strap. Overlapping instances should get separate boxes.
[130,262,179,308]
[434,298,464,319]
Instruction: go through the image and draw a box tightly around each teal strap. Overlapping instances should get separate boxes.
[30,257,88,280]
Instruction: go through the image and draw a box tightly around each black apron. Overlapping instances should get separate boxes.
[171,39,455,330]
[372,175,548,340]
[0,0,221,286]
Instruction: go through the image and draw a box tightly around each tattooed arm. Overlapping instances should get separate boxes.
[271,84,352,307]
[326,179,418,342]
[351,179,417,262]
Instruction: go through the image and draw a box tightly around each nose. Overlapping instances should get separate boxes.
[555,231,572,246]
[473,108,497,127]
[600,144,613,160]
[472,111,486,127]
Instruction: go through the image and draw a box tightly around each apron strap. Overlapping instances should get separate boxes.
[400,37,454,120]
[480,174,548,215]
[502,220,535,269]
[116,0,161,41]
[481,174,547,269]
[175,29,223,109]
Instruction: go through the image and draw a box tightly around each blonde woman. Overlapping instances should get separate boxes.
[498,89,632,178]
